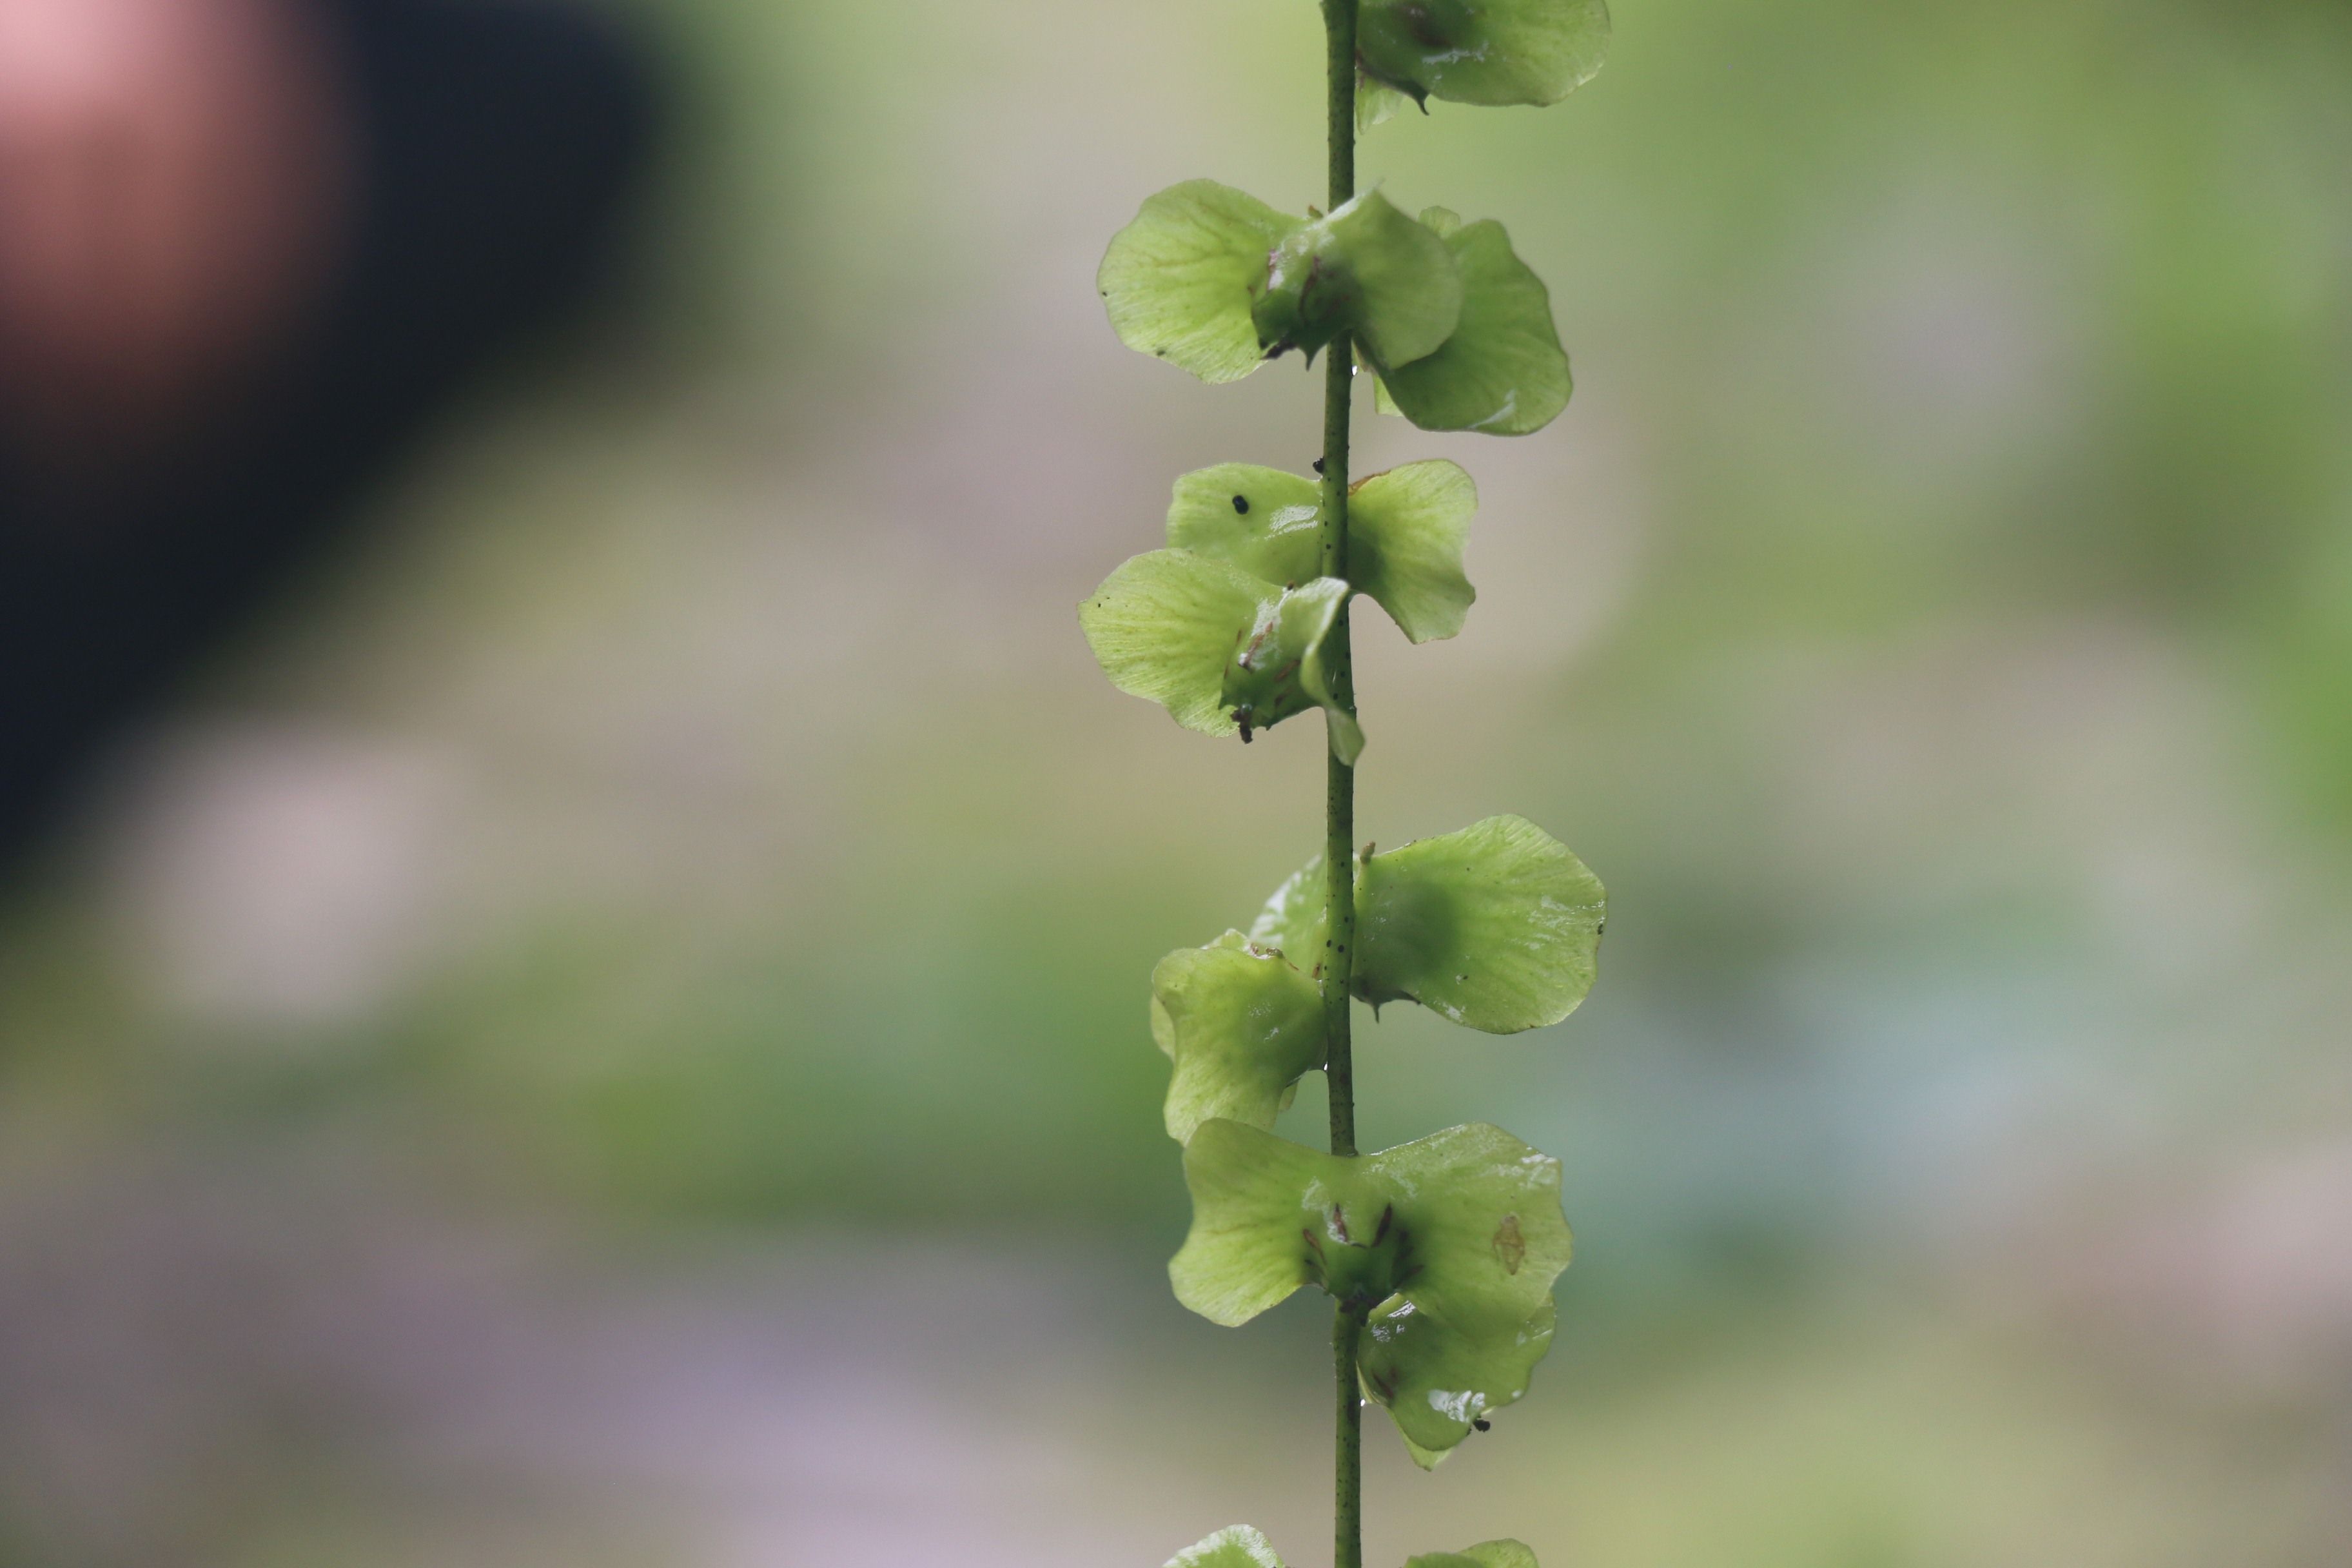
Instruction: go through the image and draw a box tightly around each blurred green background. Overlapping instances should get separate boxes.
[5,0,2352,1562]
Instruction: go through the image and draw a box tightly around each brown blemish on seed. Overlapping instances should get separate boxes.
[1491,1214,1525,1275]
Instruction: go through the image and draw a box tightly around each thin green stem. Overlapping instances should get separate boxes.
[1323,0,1357,216]
[1320,335,1357,1168]
[1317,0,1359,1164]
[1319,6,1362,1568]
[1332,1305,1366,1568]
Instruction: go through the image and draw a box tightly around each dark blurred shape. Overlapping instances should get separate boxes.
[0,0,656,873]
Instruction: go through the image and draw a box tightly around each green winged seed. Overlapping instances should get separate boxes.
[1353,1127,1572,1461]
[1081,551,1364,758]
[1252,190,1462,371]
[1153,933,1326,1144]
[1407,1545,1540,1568]
[1358,0,1611,108]
[1169,460,1477,645]
[1168,1525,1286,1568]
[1171,1119,1572,1464]
[1250,817,1603,1032]
[1101,181,1303,383]
[1375,216,1571,436]
[1225,577,1365,763]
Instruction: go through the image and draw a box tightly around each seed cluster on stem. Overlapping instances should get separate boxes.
[1081,4,1618,1567]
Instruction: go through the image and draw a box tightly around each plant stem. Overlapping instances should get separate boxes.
[1317,0,1358,1164]
[1332,1304,1366,1568]
[1318,6,1362,1568]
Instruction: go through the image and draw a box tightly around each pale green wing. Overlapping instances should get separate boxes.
[1357,1124,1573,1462]
[1351,461,1478,643]
[1358,0,1611,108]
[1168,464,1325,587]
[1253,191,1462,370]
[1168,1525,1287,1568]
[1379,219,1571,436]
[1101,181,1302,383]
[1154,935,1326,1143]
[1080,549,1266,736]
[1170,1119,1337,1326]
[1355,815,1605,1032]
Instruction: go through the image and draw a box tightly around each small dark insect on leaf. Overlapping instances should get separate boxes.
[1233,495,1251,514]
[1236,712,1255,743]
[1313,457,1326,474]
[1473,1418,1492,1432]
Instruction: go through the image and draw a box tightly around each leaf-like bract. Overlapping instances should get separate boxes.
[1169,1525,1286,1568]
[1170,460,1477,645]
[1101,181,1302,383]
[1358,0,1611,108]
[1171,1120,1571,1464]
[1153,934,1326,1144]
[1250,817,1603,1033]
[1253,191,1462,370]
[1080,549,1266,737]
[1377,217,1571,436]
